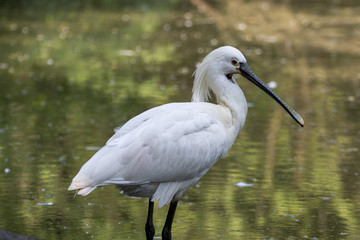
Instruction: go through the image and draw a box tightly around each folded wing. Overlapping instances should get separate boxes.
[68,102,230,199]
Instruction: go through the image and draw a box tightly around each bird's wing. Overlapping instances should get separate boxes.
[69,102,231,191]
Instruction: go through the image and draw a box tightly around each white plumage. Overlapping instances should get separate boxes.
[71,102,242,207]
[68,46,250,206]
[68,46,303,239]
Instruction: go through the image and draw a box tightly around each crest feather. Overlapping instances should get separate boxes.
[192,56,212,102]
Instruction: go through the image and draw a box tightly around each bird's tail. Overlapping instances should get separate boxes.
[68,174,97,196]
[68,184,96,196]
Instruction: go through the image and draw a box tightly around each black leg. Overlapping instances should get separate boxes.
[162,200,178,240]
[145,199,155,240]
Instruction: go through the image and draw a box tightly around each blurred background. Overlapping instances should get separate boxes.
[0,0,359,239]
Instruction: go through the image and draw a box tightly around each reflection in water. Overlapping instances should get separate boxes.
[0,0,359,239]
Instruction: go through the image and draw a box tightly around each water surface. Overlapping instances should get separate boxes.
[0,0,359,239]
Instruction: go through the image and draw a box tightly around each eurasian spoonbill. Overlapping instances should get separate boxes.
[68,46,304,240]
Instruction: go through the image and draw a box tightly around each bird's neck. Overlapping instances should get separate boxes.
[192,70,248,135]
[217,81,248,135]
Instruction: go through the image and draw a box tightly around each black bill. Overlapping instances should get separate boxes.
[239,62,304,127]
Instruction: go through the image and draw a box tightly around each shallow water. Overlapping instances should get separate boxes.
[0,0,359,239]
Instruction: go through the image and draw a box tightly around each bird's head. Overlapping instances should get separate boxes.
[193,46,245,85]
[192,46,304,127]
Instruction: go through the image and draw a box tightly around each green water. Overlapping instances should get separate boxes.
[0,0,359,239]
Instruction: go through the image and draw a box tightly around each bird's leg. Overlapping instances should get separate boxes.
[145,198,155,240]
[161,200,178,240]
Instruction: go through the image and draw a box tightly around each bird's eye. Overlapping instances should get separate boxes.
[231,59,238,65]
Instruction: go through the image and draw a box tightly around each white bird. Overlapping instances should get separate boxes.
[68,46,304,240]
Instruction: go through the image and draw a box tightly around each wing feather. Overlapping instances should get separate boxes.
[68,102,232,194]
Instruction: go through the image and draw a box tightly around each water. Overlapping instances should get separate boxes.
[0,0,359,239]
